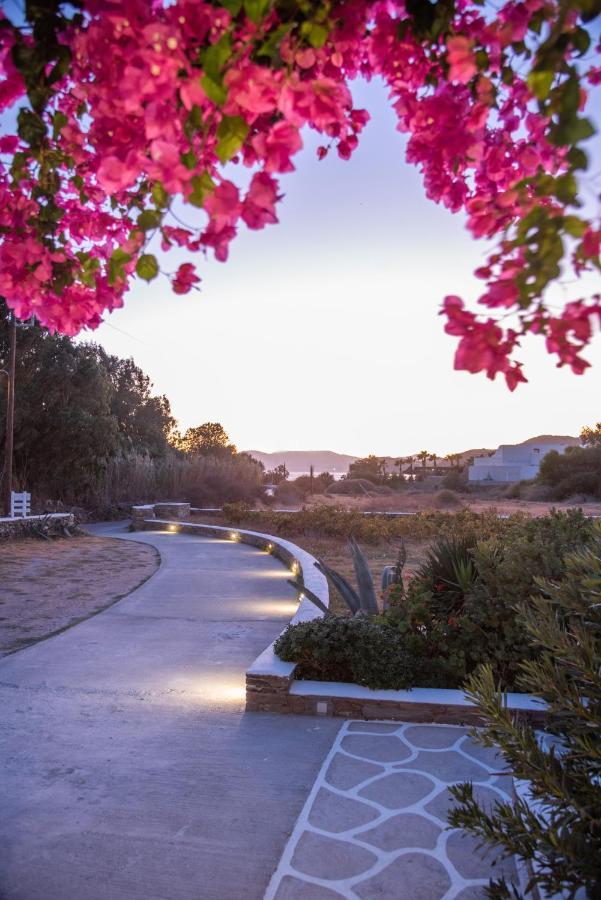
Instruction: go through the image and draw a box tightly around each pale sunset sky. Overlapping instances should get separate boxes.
[85,76,601,458]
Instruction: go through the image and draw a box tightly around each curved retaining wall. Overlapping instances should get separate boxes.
[138,517,547,726]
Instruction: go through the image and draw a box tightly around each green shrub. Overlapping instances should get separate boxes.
[274,615,456,690]
[553,470,600,500]
[449,542,601,899]
[538,445,601,499]
[454,509,599,685]
[441,470,467,491]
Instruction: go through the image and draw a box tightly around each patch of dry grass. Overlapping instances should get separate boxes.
[0,535,159,656]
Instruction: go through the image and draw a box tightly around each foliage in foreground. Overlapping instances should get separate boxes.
[2,0,599,387]
[449,543,601,900]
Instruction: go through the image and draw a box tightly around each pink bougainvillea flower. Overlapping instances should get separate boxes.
[204,180,241,226]
[447,36,477,84]
[241,173,280,230]
[251,122,303,173]
[97,155,138,194]
[0,135,18,153]
[172,262,200,294]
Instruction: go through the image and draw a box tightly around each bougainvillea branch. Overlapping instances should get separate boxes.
[0,0,599,388]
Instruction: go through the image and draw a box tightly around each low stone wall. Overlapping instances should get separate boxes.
[0,512,75,540]
[137,516,548,725]
[131,502,190,530]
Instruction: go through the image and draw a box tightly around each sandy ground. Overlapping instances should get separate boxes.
[0,535,159,657]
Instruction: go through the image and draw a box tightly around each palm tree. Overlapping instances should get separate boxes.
[445,453,461,468]
[417,450,430,470]
[429,453,438,470]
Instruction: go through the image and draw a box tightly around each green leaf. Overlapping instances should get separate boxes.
[200,75,227,106]
[181,150,197,170]
[220,0,243,13]
[243,0,270,24]
[527,69,553,101]
[301,21,329,49]
[559,73,581,119]
[184,103,203,140]
[256,23,292,60]
[17,108,47,147]
[572,26,591,56]
[152,181,169,208]
[108,248,132,285]
[200,34,232,82]
[555,173,578,205]
[52,110,68,140]
[79,255,100,287]
[137,210,162,231]
[551,116,596,146]
[47,45,72,86]
[189,171,216,207]
[136,254,159,282]
[215,115,248,163]
[563,216,586,238]
[566,147,588,170]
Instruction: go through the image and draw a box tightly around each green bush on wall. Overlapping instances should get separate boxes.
[274,614,459,690]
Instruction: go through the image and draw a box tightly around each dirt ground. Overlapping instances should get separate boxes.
[0,535,159,657]
[300,490,601,517]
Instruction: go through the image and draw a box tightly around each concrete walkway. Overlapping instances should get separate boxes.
[0,524,341,900]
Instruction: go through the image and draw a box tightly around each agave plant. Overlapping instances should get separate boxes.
[289,537,380,616]
[413,533,479,615]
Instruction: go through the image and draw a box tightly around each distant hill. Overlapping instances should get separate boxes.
[517,434,579,447]
[245,450,358,474]
[246,435,580,476]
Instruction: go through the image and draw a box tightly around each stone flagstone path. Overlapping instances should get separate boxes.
[265,720,517,900]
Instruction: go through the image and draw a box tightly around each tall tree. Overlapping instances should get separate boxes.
[348,455,387,484]
[0,298,179,502]
[103,354,175,457]
[580,421,601,447]
[179,422,235,456]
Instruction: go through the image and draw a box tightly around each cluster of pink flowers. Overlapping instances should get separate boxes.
[0,0,599,385]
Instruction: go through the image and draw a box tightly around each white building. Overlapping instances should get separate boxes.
[468,442,575,483]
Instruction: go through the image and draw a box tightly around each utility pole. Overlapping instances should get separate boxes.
[310,464,314,495]
[2,312,16,517]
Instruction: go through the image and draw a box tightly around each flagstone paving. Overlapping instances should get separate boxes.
[265,720,517,900]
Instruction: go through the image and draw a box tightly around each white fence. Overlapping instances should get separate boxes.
[10,491,31,518]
